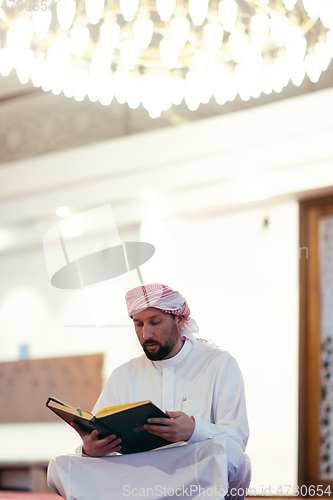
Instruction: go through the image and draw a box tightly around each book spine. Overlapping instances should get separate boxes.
[90,416,114,437]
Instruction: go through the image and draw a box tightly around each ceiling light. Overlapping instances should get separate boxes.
[56,206,71,217]
[0,0,329,119]
[142,189,156,201]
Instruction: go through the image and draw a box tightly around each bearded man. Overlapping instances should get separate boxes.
[48,283,251,500]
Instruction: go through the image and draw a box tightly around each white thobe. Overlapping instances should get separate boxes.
[48,339,251,500]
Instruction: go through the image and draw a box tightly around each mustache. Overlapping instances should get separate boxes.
[143,340,161,348]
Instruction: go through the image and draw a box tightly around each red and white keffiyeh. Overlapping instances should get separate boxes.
[125,283,199,338]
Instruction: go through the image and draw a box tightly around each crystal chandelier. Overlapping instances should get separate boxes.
[0,0,332,118]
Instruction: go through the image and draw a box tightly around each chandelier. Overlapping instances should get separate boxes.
[0,0,332,118]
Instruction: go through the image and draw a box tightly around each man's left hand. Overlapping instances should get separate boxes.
[143,410,195,442]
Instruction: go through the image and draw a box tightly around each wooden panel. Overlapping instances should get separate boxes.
[299,195,333,490]
[0,354,103,423]
[307,206,321,484]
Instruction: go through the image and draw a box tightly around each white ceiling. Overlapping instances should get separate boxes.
[1,85,333,255]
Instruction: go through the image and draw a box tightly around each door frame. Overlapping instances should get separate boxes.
[299,195,333,490]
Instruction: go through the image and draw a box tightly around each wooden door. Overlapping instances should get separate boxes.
[299,196,333,494]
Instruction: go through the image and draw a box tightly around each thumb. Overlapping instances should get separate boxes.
[165,410,183,418]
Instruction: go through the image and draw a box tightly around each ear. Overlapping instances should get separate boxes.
[175,315,185,330]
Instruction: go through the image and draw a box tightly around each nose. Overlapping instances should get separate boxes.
[142,324,154,340]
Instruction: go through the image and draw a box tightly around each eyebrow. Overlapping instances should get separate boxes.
[133,315,159,323]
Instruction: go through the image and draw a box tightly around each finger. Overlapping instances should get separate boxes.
[103,437,122,448]
[145,428,173,439]
[101,439,122,451]
[102,440,122,452]
[98,434,118,444]
[144,424,170,434]
[146,418,171,425]
[85,430,102,441]
[165,411,183,418]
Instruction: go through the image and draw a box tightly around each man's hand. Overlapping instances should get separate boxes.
[143,410,195,442]
[71,422,122,457]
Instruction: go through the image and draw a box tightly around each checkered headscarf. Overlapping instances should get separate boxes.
[125,283,199,337]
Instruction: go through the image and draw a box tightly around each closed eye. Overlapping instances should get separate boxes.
[134,320,161,327]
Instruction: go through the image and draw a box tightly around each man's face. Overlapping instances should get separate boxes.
[132,308,181,361]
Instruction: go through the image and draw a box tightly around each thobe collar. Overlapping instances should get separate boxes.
[151,338,192,372]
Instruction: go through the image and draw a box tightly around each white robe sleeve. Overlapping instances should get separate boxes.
[187,356,249,451]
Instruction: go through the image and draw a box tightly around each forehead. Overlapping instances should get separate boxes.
[132,307,168,322]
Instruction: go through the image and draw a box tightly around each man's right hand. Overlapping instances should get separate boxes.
[71,422,122,457]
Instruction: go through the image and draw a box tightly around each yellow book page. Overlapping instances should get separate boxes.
[95,400,151,417]
[50,399,93,419]
[73,407,93,418]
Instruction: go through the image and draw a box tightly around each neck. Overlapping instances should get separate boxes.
[165,337,185,359]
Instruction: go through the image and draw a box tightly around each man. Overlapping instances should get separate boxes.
[48,283,251,500]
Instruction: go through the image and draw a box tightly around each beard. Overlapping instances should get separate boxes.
[142,322,179,361]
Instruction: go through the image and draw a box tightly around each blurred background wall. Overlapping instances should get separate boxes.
[1,85,333,492]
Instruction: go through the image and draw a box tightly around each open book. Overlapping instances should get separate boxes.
[46,397,172,454]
